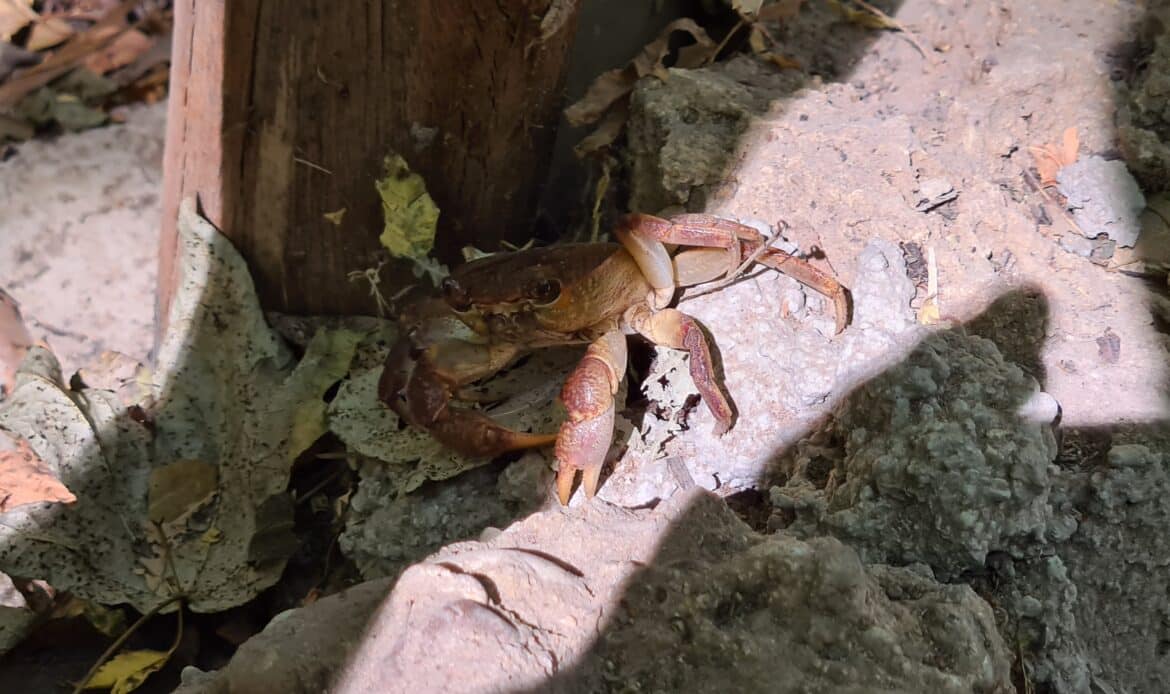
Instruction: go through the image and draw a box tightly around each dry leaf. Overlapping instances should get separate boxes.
[572,102,627,158]
[0,0,34,42]
[829,0,897,29]
[82,28,153,75]
[82,649,170,694]
[0,0,137,109]
[0,288,32,397]
[566,18,716,157]
[26,17,74,52]
[0,432,75,513]
[757,0,803,22]
[1029,127,1079,187]
[323,208,346,225]
[731,0,765,16]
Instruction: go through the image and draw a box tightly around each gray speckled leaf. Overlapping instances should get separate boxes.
[0,200,354,612]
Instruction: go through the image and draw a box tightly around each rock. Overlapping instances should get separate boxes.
[180,489,1013,693]
[1118,29,1170,192]
[1057,155,1146,247]
[913,177,959,212]
[776,329,1063,578]
[626,67,766,212]
[561,536,1011,694]
[173,577,395,694]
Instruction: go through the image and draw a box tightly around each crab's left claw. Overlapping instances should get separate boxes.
[554,331,627,504]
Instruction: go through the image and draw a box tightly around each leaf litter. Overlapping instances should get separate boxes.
[0,200,364,613]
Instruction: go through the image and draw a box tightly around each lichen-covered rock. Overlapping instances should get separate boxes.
[775,330,1063,578]
[1055,440,1170,693]
[566,535,1012,694]
[1119,28,1170,192]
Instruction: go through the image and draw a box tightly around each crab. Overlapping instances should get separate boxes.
[379,213,851,505]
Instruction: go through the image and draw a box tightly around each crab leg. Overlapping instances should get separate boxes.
[617,213,852,333]
[379,341,556,458]
[624,305,734,435]
[555,331,627,505]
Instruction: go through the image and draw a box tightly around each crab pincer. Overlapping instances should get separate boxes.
[554,331,627,504]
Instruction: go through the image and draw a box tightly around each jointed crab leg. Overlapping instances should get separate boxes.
[555,331,627,504]
[616,213,852,333]
[379,339,557,458]
[624,304,733,435]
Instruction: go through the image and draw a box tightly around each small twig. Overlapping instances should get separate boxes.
[293,157,333,176]
[851,0,936,64]
[71,595,184,694]
[589,157,614,243]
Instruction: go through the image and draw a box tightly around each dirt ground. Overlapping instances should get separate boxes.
[3,1,1170,692]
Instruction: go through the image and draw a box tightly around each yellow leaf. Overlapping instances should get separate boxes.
[323,208,346,225]
[83,649,169,694]
[376,154,440,260]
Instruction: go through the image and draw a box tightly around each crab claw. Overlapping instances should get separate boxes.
[554,331,627,505]
[555,402,615,504]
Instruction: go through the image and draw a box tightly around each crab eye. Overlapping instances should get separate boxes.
[529,278,561,305]
[441,278,472,311]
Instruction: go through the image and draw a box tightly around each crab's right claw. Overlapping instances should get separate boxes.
[554,331,627,505]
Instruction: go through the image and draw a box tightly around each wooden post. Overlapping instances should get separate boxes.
[158,1,581,328]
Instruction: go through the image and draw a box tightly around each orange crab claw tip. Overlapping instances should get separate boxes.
[556,464,577,506]
[581,462,603,499]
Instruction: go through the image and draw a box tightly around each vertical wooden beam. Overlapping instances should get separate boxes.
[159,0,581,329]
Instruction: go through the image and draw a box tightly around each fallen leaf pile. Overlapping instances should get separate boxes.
[0,0,172,142]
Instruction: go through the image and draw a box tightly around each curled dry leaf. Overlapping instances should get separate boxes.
[566,18,717,157]
[0,288,32,397]
[0,431,75,513]
[1029,127,1079,187]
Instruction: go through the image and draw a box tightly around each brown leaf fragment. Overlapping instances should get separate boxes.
[1096,327,1120,364]
[0,0,137,109]
[82,28,153,75]
[566,18,716,155]
[1029,126,1079,187]
[25,16,74,51]
[0,0,34,42]
[757,0,803,22]
[565,69,629,127]
[572,102,628,158]
[0,432,76,513]
[0,288,32,397]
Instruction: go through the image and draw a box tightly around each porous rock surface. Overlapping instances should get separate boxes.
[177,488,1013,694]
[773,329,1065,579]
